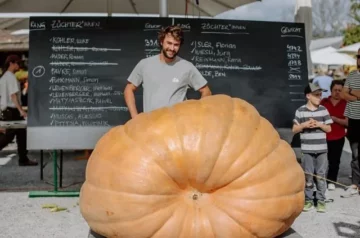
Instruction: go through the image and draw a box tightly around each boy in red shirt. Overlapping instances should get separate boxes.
[321,80,348,190]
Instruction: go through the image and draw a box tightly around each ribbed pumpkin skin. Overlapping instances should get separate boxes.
[79,94,305,238]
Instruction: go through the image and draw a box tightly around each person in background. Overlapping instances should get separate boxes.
[124,25,211,118]
[15,61,29,107]
[0,54,37,166]
[340,48,360,197]
[313,65,333,99]
[21,78,28,107]
[328,69,334,77]
[321,80,348,190]
[292,82,332,213]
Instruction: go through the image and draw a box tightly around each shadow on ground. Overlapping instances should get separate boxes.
[333,221,360,238]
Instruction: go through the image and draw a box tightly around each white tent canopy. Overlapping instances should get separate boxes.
[311,46,337,56]
[0,0,259,30]
[337,42,360,54]
[311,48,356,66]
[309,36,343,51]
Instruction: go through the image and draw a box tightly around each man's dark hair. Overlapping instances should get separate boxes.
[1,54,21,76]
[158,25,184,47]
[330,80,344,91]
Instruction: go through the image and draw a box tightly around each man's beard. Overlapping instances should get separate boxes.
[162,48,177,59]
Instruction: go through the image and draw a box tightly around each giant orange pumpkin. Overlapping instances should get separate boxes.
[80,94,305,238]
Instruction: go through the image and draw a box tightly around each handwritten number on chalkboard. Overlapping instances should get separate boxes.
[287,45,302,52]
[144,39,159,47]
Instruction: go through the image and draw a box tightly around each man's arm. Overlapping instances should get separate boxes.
[7,77,27,118]
[10,94,23,112]
[123,60,144,119]
[349,89,360,98]
[198,85,212,98]
[341,76,358,101]
[188,64,211,97]
[341,87,359,101]
[124,83,139,119]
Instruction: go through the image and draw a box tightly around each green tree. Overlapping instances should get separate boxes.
[343,0,360,46]
[343,24,360,46]
[349,0,360,23]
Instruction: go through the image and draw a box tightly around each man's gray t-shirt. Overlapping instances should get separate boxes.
[127,55,208,112]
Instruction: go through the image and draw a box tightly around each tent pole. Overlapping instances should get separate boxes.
[160,0,168,17]
[107,0,112,16]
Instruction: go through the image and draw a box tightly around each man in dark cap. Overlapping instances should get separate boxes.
[0,54,37,166]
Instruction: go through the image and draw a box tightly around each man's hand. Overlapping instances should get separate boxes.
[350,89,360,98]
[341,87,358,102]
[130,112,138,119]
[198,85,212,98]
[124,83,139,119]
[20,109,27,118]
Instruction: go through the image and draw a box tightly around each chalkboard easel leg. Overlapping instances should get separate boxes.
[59,150,63,188]
[28,150,79,198]
[40,150,44,180]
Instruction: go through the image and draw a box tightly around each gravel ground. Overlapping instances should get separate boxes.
[0,193,88,238]
[292,188,360,238]
[0,134,359,238]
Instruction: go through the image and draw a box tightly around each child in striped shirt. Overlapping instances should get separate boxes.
[292,82,333,213]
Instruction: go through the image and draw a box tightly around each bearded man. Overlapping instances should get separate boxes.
[124,25,211,118]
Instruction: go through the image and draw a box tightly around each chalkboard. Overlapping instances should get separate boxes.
[27,16,308,150]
